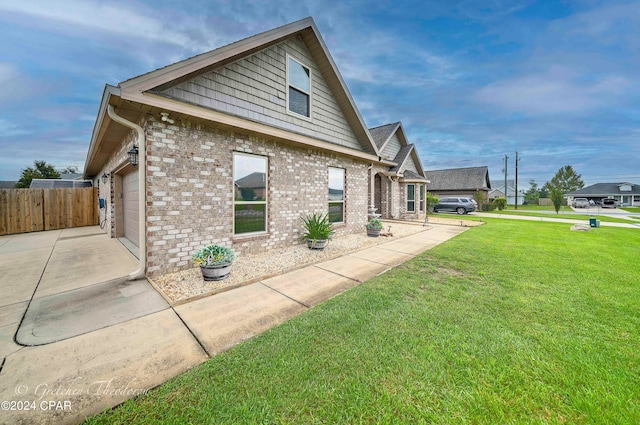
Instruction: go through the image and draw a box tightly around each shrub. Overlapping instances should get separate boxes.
[426,192,439,210]
[493,197,507,210]
[240,187,256,201]
[367,218,383,229]
[481,203,496,212]
[192,244,237,266]
[301,212,334,241]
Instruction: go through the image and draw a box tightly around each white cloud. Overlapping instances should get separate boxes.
[0,63,18,84]
[0,118,29,137]
[474,66,630,115]
[0,63,49,105]
[0,0,195,46]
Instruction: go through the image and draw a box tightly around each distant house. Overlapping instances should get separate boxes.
[489,180,524,205]
[566,183,640,207]
[30,179,93,189]
[60,173,84,180]
[0,181,17,189]
[424,166,491,201]
[234,172,266,201]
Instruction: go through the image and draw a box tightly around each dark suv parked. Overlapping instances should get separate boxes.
[433,197,477,215]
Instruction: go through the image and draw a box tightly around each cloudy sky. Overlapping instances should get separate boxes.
[1,0,638,187]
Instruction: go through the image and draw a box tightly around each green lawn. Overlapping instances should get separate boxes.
[88,220,640,424]
[503,204,558,211]
[622,207,640,214]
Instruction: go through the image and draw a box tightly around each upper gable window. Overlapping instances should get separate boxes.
[287,56,311,118]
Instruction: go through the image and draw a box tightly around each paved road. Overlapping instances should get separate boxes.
[506,206,639,219]
[472,210,640,228]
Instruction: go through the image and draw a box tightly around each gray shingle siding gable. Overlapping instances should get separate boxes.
[381,133,402,160]
[161,37,363,152]
[402,156,419,174]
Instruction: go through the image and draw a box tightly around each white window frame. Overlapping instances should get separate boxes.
[419,184,425,212]
[407,184,416,212]
[233,152,268,236]
[286,54,312,120]
[328,167,345,224]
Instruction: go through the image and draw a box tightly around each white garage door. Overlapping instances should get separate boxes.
[122,171,139,248]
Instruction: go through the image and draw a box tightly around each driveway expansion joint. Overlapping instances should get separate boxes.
[259,281,311,309]
[347,252,414,267]
[312,264,365,283]
[12,242,56,347]
[172,307,212,358]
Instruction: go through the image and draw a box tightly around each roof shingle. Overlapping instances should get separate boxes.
[424,166,491,191]
[368,123,400,150]
[566,183,640,196]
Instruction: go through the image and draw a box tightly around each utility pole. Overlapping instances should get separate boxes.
[503,155,508,206]
[515,151,520,210]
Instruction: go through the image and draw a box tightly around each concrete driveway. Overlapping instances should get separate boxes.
[0,223,467,424]
[0,227,207,425]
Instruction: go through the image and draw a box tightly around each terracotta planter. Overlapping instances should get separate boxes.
[200,263,232,281]
[367,227,382,237]
[306,239,328,250]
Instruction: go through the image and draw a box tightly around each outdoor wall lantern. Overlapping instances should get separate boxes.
[101,173,110,184]
[127,145,139,166]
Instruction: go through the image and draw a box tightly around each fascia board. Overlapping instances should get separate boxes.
[127,91,386,164]
[120,18,314,93]
[83,85,121,178]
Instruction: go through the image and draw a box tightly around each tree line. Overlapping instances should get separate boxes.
[524,165,584,213]
[13,160,79,188]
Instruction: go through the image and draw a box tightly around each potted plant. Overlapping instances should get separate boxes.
[366,218,383,237]
[192,244,237,281]
[301,212,334,250]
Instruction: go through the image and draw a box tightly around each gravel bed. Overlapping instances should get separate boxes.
[153,221,430,303]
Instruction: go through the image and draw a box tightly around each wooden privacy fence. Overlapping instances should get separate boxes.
[0,187,99,236]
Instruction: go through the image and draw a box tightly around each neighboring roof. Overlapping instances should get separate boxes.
[85,17,382,178]
[60,173,83,180]
[424,166,491,191]
[234,172,266,188]
[369,122,400,151]
[0,181,17,189]
[566,183,640,196]
[490,182,524,194]
[30,179,93,189]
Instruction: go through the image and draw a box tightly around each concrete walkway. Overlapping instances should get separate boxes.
[0,223,467,424]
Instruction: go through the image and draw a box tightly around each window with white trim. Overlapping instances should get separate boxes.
[419,184,425,211]
[287,56,311,118]
[328,167,345,223]
[407,184,416,212]
[233,153,267,235]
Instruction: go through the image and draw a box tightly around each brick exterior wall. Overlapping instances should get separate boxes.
[144,115,369,277]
